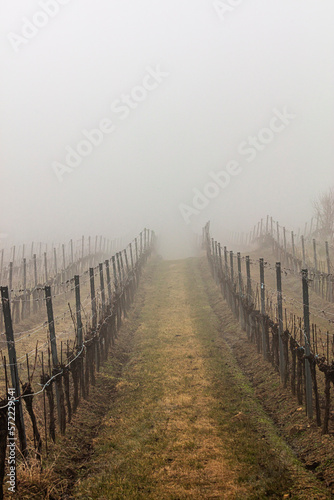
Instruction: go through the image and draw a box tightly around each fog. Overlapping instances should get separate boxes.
[1,1,333,258]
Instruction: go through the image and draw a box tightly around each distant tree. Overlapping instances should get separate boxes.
[313,187,334,241]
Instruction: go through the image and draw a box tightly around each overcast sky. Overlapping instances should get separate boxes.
[1,1,333,257]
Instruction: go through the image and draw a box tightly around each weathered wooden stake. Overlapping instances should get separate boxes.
[1,286,27,456]
[9,262,13,300]
[74,276,83,347]
[105,260,112,306]
[224,246,228,278]
[44,252,48,283]
[229,251,234,285]
[325,241,332,302]
[237,252,243,328]
[276,263,286,386]
[313,239,318,293]
[291,231,296,272]
[99,263,105,315]
[33,254,38,286]
[301,236,306,269]
[52,248,57,278]
[246,256,252,303]
[302,269,313,419]
[260,258,267,360]
[89,268,97,330]
[22,258,27,320]
[129,243,134,269]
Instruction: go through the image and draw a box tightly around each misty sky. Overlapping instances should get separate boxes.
[1,1,333,256]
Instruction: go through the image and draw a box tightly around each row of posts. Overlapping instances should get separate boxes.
[231,217,333,303]
[0,234,127,295]
[0,228,153,461]
[209,235,314,420]
[0,234,144,328]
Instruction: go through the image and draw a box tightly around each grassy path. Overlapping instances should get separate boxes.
[71,258,330,499]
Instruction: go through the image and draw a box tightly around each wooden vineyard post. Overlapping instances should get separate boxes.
[140,232,143,257]
[245,256,252,339]
[61,244,66,286]
[123,249,131,300]
[99,263,106,316]
[1,286,27,457]
[89,268,99,372]
[129,243,134,270]
[33,254,38,313]
[89,268,97,331]
[44,252,48,284]
[301,236,306,269]
[74,276,83,347]
[283,227,287,266]
[215,241,219,284]
[12,246,16,267]
[117,253,126,316]
[129,243,136,290]
[229,251,234,287]
[260,258,267,360]
[302,269,313,419]
[211,239,216,281]
[74,275,85,398]
[33,254,38,287]
[9,262,13,301]
[325,241,332,302]
[223,247,229,305]
[218,243,223,291]
[276,263,286,386]
[105,260,112,308]
[22,258,27,320]
[291,231,296,272]
[246,256,252,304]
[119,252,126,281]
[224,247,228,279]
[53,248,58,277]
[135,238,138,266]
[237,252,244,329]
[45,286,66,434]
[229,251,235,314]
[276,222,280,260]
[112,255,121,330]
[313,239,318,294]
[105,257,115,345]
[116,253,122,284]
